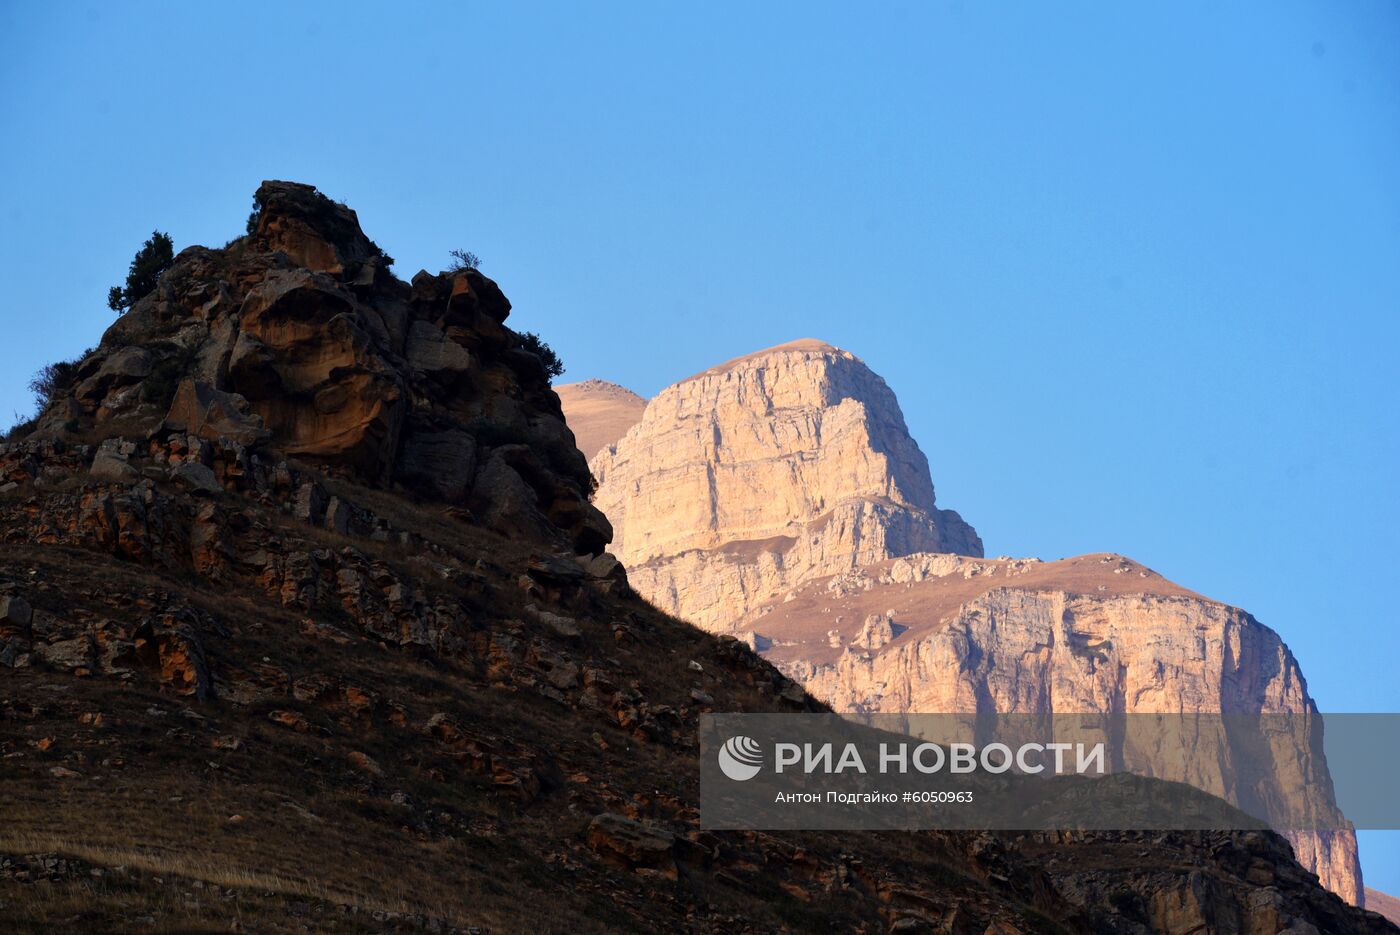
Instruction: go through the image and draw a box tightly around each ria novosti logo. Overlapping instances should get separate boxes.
[717,735,1109,781]
[718,735,764,781]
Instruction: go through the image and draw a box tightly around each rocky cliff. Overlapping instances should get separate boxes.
[0,186,1389,934]
[589,339,982,629]
[573,344,1365,908]
[751,551,1362,905]
[554,379,646,459]
[36,180,611,558]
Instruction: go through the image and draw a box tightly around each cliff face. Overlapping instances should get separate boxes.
[41,180,610,557]
[589,339,982,629]
[1,188,1388,934]
[573,345,1364,907]
[754,552,1361,905]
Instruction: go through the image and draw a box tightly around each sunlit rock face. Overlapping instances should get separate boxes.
[569,342,1362,906]
[752,551,1361,905]
[56,179,610,556]
[586,339,981,630]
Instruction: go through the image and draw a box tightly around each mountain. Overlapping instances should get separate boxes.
[554,379,646,459]
[0,185,1389,933]
[1370,889,1400,927]
[569,342,1364,907]
[590,339,982,630]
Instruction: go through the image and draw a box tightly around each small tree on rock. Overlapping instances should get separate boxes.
[29,356,87,409]
[447,249,481,272]
[518,332,564,383]
[108,230,174,313]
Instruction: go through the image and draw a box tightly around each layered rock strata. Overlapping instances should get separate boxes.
[36,180,610,557]
[573,345,1364,906]
[588,339,982,629]
[748,551,1362,904]
[0,185,1388,933]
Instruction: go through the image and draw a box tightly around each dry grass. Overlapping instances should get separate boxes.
[0,831,424,917]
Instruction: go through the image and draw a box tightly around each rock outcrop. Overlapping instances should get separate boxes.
[554,379,645,459]
[588,339,982,629]
[1,186,1388,934]
[749,551,1362,904]
[40,180,610,557]
[575,344,1365,907]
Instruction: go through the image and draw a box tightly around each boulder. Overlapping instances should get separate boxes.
[406,320,472,378]
[73,346,154,404]
[397,428,477,501]
[0,594,33,630]
[90,450,139,483]
[162,379,269,446]
[586,813,677,880]
[469,451,555,544]
[252,179,378,276]
[171,461,221,496]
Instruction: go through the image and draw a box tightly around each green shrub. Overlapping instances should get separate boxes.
[108,230,174,313]
[2,413,38,443]
[518,332,564,382]
[141,341,202,409]
[29,355,87,409]
[246,195,262,235]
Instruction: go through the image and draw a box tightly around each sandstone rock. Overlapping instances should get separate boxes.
[397,427,476,501]
[73,347,153,404]
[162,380,269,446]
[235,268,406,476]
[578,551,625,582]
[586,813,677,879]
[171,462,221,496]
[90,449,138,483]
[469,450,553,543]
[33,636,95,671]
[406,320,472,378]
[584,339,981,629]
[23,180,604,556]
[0,594,33,630]
[525,604,581,639]
[149,628,211,699]
[754,552,1364,905]
[252,180,379,275]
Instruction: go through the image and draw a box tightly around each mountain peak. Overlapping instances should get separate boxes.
[555,380,646,459]
[585,341,981,629]
[679,337,846,384]
[250,179,381,274]
[19,180,609,556]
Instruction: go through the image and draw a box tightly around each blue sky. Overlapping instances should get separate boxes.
[3,0,1398,896]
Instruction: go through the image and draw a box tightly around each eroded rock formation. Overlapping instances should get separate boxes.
[44,180,610,557]
[588,339,982,629]
[751,551,1363,905]
[1,186,1388,933]
[573,344,1365,907]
